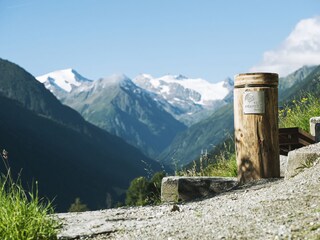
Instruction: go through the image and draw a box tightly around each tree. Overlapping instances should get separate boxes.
[125,172,166,206]
[68,197,89,212]
[125,176,149,206]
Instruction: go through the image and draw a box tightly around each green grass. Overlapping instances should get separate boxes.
[279,93,320,131]
[0,153,60,240]
[177,153,237,177]
[203,153,237,177]
[177,138,237,177]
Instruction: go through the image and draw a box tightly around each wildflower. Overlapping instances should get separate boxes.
[278,109,284,115]
[2,149,8,160]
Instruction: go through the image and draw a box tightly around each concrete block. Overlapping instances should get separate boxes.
[161,176,238,203]
[285,142,320,179]
[310,117,320,142]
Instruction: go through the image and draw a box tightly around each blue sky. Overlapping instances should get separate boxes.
[1,0,320,82]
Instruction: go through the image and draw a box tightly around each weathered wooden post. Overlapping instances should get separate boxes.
[234,73,280,183]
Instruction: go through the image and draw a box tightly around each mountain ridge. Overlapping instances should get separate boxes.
[37,70,234,126]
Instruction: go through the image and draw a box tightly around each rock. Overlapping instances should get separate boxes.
[280,155,288,177]
[285,142,320,179]
[161,176,238,202]
[56,211,116,239]
[170,204,180,212]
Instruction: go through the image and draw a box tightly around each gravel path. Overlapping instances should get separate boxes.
[56,158,320,240]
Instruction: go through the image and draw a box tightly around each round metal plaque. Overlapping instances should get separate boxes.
[243,91,265,114]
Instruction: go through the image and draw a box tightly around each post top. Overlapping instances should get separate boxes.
[234,72,278,88]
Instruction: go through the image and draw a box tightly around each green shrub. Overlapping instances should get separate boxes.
[125,171,166,206]
[125,176,149,206]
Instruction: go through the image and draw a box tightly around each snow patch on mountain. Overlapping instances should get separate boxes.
[133,74,233,106]
[37,69,92,92]
[133,74,234,125]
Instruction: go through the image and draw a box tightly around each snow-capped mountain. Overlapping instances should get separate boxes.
[36,69,93,99]
[36,69,234,126]
[133,74,234,125]
[134,74,232,105]
[61,74,187,158]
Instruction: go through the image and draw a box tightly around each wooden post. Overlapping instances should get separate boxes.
[234,73,280,183]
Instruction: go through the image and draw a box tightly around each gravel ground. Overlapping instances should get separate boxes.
[56,157,320,240]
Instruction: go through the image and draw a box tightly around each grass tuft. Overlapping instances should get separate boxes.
[0,150,60,240]
[203,153,237,177]
[177,138,237,177]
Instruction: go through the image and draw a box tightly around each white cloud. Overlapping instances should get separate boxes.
[250,16,320,77]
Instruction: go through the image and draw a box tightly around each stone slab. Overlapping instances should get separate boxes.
[161,176,238,203]
[55,211,116,239]
[285,142,320,179]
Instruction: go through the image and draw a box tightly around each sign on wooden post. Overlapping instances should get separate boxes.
[234,73,280,183]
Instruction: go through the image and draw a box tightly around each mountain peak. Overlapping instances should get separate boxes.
[223,77,234,90]
[175,74,188,80]
[96,74,132,88]
[36,69,92,92]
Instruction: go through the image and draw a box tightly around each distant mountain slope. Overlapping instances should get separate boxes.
[279,65,317,101]
[159,103,234,167]
[280,65,320,101]
[0,60,87,131]
[0,58,162,212]
[62,74,187,158]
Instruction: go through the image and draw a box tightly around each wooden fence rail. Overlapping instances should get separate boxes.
[279,127,315,155]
